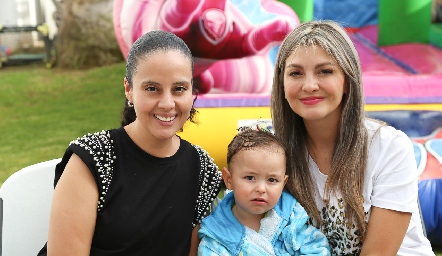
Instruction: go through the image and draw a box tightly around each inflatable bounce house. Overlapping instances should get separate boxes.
[113,0,442,246]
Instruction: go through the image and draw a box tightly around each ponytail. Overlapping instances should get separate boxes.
[121,99,136,126]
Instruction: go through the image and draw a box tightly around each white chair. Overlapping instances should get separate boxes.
[0,158,60,256]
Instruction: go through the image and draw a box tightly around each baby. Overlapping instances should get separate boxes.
[198,125,330,255]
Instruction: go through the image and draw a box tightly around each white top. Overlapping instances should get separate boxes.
[310,119,434,255]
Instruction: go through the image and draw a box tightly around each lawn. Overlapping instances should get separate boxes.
[0,62,441,255]
[0,62,125,183]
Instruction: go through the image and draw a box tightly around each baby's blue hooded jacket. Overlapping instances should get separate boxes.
[198,190,330,256]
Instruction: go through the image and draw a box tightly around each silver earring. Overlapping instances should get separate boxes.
[127,101,134,107]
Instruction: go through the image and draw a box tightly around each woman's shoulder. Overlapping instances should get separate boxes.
[185,140,221,181]
[364,118,415,167]
[180,138,217,165]
[364,118,410,145]
[69,128,120,147]
[180,140,222,227]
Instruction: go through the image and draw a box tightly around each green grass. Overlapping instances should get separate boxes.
[0,62,125,184]
[1,62,441,255]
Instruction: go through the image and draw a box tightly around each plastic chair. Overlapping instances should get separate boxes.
[0,158,59,256]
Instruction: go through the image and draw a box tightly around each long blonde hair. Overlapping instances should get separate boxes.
[271,20,368,238]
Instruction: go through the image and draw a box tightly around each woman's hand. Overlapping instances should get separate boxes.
[188,223,201,256]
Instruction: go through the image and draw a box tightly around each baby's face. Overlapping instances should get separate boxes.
[224,147,287,219]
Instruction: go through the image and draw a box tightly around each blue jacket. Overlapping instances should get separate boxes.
[198,190,330,256]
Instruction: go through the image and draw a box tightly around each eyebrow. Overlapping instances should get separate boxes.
[243,170,285,177]
[266,171,285,177]
[285,62,336,69]
[141,80,159,86]
[140,80,190,86]
[173,81,191,86]
[243,170,259,175]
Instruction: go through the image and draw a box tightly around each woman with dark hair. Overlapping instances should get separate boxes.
[38,30,222,255]
[271,20,434,255]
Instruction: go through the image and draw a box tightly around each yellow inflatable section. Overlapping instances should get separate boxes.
[179,103,442,170]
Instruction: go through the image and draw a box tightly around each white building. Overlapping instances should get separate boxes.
[0,0,56,54]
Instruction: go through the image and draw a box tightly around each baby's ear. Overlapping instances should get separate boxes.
[283,175,289,186]
[222,167,233,190]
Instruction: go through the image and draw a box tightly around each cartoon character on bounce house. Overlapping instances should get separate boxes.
[113,0,299,94]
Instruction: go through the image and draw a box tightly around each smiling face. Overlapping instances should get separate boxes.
[223,145,287,224]
[124,50,194,141]
[283,45,346,124]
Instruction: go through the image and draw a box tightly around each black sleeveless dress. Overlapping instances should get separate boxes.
[38,127,221,255]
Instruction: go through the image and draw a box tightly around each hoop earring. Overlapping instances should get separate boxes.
[127,101,134,107]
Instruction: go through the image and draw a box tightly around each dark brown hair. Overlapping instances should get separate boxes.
[227,125,286,166]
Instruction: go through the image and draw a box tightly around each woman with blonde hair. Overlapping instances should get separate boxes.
[271,20,434,255]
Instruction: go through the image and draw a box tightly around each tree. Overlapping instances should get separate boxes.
[53,0,123,69]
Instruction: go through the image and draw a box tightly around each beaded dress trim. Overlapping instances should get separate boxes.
[69,130,115,212]
[69,130,222,227]
[191,145,222,227]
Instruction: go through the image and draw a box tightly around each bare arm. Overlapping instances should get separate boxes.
[47,154,98,255]
[360,206,411,256]
[188,223,201,256]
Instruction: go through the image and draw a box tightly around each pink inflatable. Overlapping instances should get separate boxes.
[113,0,299,93]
